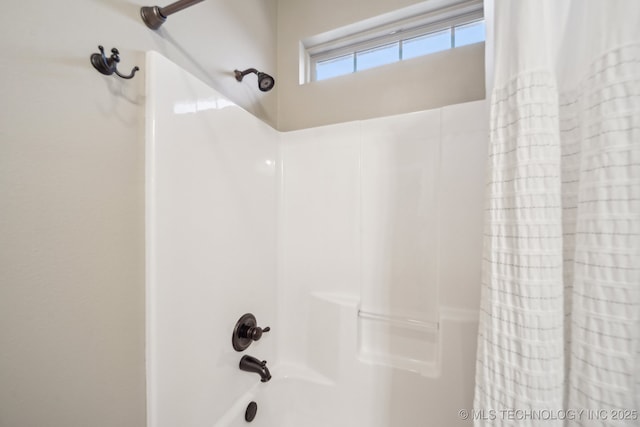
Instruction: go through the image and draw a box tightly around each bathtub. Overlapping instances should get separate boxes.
[214,369,339,427]
[213,367,418,427]
[213,303,478,427]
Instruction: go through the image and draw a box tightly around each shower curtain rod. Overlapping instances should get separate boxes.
[141,0,206,30]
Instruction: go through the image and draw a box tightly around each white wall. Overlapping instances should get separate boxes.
[0,2,276,426]
[277,0,486,130]
[279,99,488,366]
[146,52,278,427]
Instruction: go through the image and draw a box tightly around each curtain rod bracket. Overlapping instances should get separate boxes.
[140,6,166,30]
[141,0,206,30]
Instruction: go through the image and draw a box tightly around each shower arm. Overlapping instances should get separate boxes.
[141,0,206,30]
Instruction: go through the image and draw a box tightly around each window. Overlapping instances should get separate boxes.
[303,0,484,82]
[316,54,355,81]
[402,30,451,59]
[454,20,485,47]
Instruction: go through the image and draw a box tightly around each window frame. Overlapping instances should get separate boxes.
[304,2,484,83]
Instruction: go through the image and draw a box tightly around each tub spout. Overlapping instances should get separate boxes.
[239,355,271,382]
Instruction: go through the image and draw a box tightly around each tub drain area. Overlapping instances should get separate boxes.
[245,401,258,422]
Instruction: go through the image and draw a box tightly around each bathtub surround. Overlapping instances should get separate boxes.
[279,101,489,376]
[147,51,488,426]
[474,1,640,423]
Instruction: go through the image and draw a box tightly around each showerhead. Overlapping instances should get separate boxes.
[234,68,275,92]
[257,72,275,92]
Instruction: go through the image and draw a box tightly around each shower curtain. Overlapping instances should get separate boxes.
[474,1,639,426]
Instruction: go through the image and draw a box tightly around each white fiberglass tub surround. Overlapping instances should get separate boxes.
[146,52,487,427]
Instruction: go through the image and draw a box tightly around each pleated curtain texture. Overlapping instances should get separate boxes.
[474,1,640,426]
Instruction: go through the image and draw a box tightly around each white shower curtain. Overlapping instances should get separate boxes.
[474,1,639,426]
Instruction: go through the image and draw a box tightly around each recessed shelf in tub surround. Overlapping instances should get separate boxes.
[308,292,440,377]
[357,310,440,377]
[357,310,438,332]
[309,291,360,307]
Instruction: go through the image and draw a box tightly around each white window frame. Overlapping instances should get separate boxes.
[302,0,484,83]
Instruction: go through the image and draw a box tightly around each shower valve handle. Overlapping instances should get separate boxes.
[232,313,270,352]
[244,325,270,341]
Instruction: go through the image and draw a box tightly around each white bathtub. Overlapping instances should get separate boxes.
[214,371,338,427]
[214,302,478,427]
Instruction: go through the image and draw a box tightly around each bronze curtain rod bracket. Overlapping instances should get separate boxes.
[141,0,206,30]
